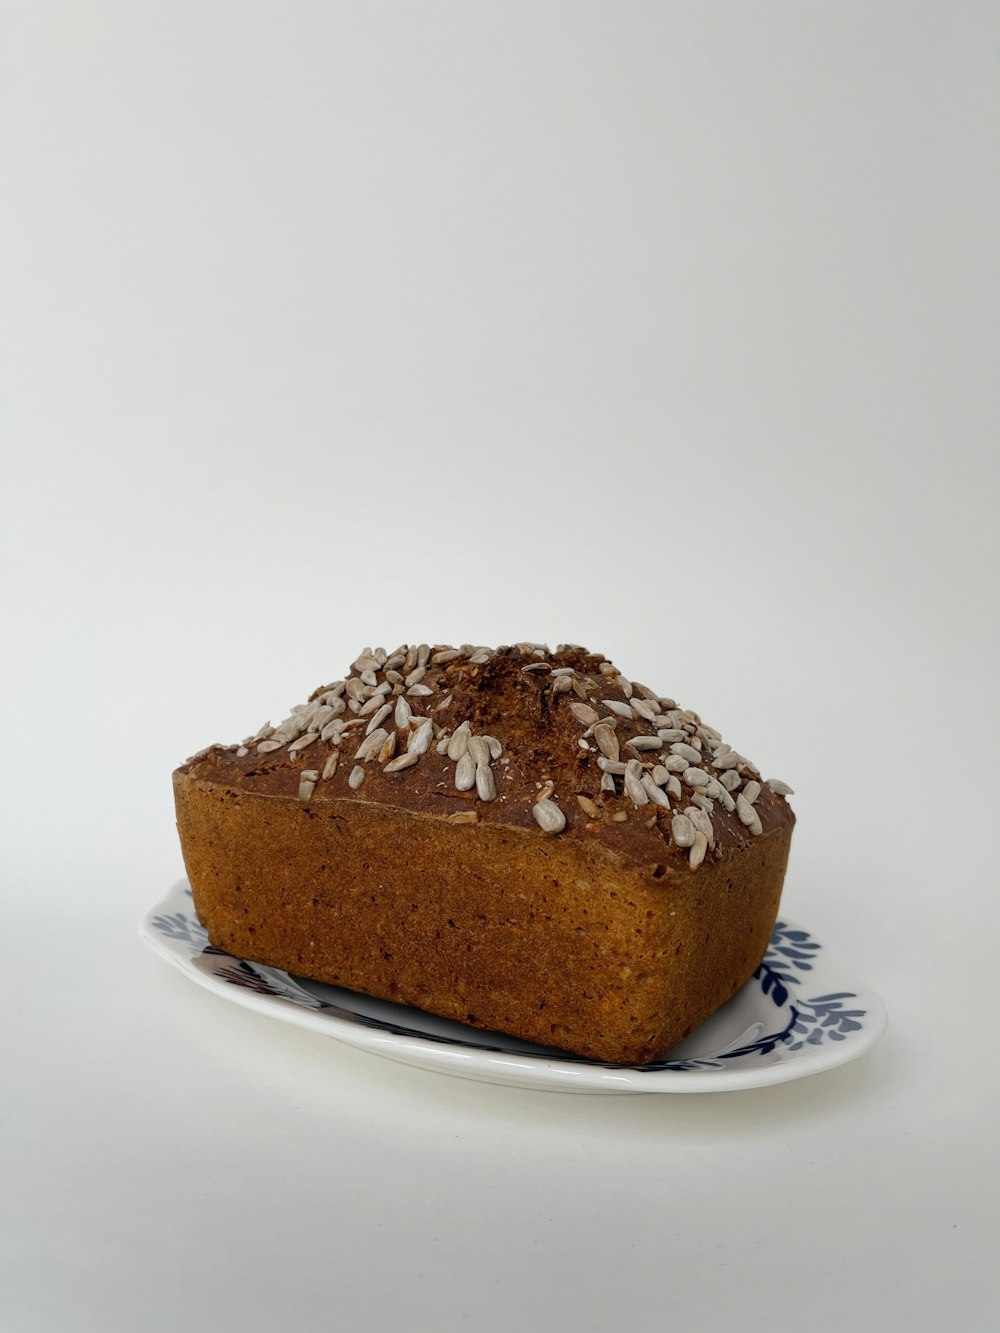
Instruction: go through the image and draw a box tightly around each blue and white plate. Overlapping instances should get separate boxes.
[140,880,886,1094]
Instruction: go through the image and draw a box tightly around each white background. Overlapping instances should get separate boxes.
[3,3,998,1330]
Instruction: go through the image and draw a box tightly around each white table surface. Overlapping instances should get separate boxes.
[3,4,998,1330]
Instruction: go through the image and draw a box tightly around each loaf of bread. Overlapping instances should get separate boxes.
[174,643,795,1064]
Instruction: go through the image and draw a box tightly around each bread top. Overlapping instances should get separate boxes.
[178,643,794,873]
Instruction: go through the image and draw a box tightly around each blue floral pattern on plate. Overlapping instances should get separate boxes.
[142,882,886,1091]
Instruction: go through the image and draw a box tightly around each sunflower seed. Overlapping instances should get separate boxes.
[550,667,575,676]
[682,767,711,787]
[382,751,418,773]
[404,668,426,688]
[468,650,491,665]
[597,757,627,774]
[378,732,397,763]
[256,740,282,753]
[624,768,649,805]
[712,751,740,769]
[455,753,476,791]
[656,729,688,743]
[360,669,378,688]
[569,702,600,726]
[345,678,366,702]
[432,648,462,664]
[521,662,551,673]
[736,795,763,834]
[355,729,387,760]
[468,736,490,766]
[650,765,670,787]
[666,775,683,799]
[407,683,433,697]
[393,696,411,729]
[628,735,663,752]
[416,644,430,667]
[475,763,496,801]
[576,794,599,817]
[353,653,380,673]
[483,735,502,759]
[719,769,742,791]
[593,723,620,761]
[629,697,658,722]
[642,774,671,807]
[533,798,566,833]
[447,723,471,760]
[689,832,708,869]
[252,722,273,741]
[298,777,317,800]
[348,765,365,790]
[615,676,633,698]
[553,676,573,693]
[571,678,591,700]
[690,792,714,814]
[662,755,687,773]
[236,746,249,757]
[671,814,695,847]
[602,699,634,719]
[768,779,795,796]
[671,742,702,765]
[687,807,714,843]
[536,781,555,802]
[599,661,618,676]
[322,752,339,780]
[742,780,761,805]
[405,719,431,755]
[716,787,736,812]
[600,771,617,792]
[364,704,392,734]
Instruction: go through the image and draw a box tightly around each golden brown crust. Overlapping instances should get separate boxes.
[181,646,794,873]
[174,644,795,1064]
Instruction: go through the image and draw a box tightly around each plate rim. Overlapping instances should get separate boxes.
[140,880,887,1094]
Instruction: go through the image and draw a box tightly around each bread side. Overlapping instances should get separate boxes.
[175,642,795,1063]
[175,773,791,1064]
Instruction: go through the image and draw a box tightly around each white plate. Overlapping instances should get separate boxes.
[141,881,886,1094]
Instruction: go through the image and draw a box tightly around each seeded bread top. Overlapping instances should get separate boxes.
[179,643,795,873]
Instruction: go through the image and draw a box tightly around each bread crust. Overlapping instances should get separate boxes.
[174,769,792,1064]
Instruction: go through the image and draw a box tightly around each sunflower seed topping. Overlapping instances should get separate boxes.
[408,719,434,755]
[742,780,762,805]
[602,699,634,719]
[642,774,671,807]
[569,702,600,726]
[475,763,497,801]
[688,832,708,869]
[257,740,282,753]
[768,779,795,796]
[348,765,365,790]
[394,696,412,728]
[576,794,599,817]
[624,767,649,805]
[468,736,491,766]
[593,723,620,761]
[355,729,388,760]
[628,735,663,752]
[322,751,340,781]
[447,721,471,759]
[671,814,695,847]
[365,704,393,734]
[533,798,566,833]
[455,753,477,791]
[298,774,318,800]
[384,751,419,773]
[736,795,763,834]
